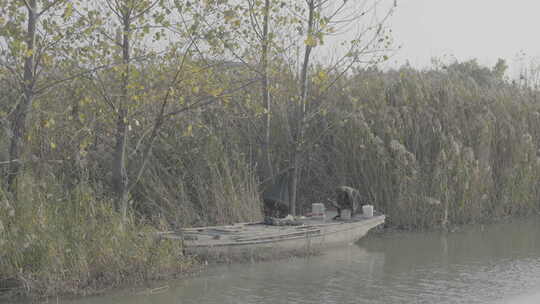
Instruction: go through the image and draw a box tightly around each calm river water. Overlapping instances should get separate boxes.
[61,216,540,304]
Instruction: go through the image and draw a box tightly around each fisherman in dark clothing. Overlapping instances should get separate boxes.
[263,173,290,218]
[332,186,364,219]
[263,198,289,218]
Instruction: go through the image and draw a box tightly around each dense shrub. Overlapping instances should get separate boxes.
[0,175,194,298]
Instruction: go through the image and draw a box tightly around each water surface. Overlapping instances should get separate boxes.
[61,217,540,304]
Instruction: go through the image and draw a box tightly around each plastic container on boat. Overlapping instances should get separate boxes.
[362,205,374,217]
[311,203,325,219]
[341,209,352,220]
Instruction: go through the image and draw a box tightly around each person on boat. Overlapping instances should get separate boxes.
[262,172,290,218]
[263,198,289,218]
[332,186,365,220]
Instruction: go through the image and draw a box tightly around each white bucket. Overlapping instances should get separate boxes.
[311,203,325,219]
[341,209,351,220]
[362,205,374,217]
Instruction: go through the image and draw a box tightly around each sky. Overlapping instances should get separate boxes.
[386,0,540,75]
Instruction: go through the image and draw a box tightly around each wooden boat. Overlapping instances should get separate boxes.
[160,212,385,261]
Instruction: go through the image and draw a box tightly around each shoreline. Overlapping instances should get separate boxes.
[4,213,540,303]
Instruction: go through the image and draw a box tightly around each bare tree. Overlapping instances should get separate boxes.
[286,0,396,215]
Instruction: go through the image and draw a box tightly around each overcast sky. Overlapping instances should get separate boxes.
[386,0,540,75]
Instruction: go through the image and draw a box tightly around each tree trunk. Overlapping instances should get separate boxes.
[289,0,315,216]
[289,150,301,216]
[112,15,130,220]
[7,0,37,193]
[261,0,273,180]
[112,106,129,218]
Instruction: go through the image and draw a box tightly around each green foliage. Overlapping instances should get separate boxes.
[0,174,191,298]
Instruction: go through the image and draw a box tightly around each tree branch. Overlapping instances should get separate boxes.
[20,0,31,10]
[130,0,161,21]
[37,0,64,18]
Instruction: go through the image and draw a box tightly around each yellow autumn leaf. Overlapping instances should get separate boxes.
[221,96,231,106]
[223,10,235,22]
[210,88,224,97]
[183,124,193,137]
[305,35,317,47]
[318,70,327,80]
[63,2,73,19]
[44,118,55,128]
[41,53,52,66]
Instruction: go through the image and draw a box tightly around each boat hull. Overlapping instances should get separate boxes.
[165,215,385,262]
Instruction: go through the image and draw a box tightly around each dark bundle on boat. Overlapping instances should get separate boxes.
[263,216,302,226]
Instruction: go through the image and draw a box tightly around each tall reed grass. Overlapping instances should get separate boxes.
[293,61,540,229]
